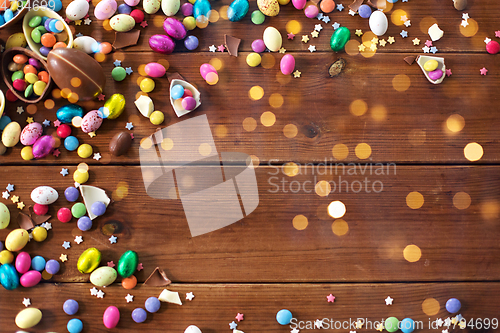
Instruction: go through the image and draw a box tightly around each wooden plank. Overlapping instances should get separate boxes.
[1,53,499,165]
[0,282,499,332]
[0,165,499,283]
[0,0,490,53]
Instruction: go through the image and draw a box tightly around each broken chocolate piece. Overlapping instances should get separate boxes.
[28,206,52,226]
[224,34,241,57]
[367,0,386,9]
[404,56,416,65]
[17,212,35,230]
[113,30,141,49]
[144,267,172,286]
[167,72,186,83]
[349,0,364,12]
[329,58,346,77]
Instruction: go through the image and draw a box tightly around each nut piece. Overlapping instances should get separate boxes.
[329,58,346,77]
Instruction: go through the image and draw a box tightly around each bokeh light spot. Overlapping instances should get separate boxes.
[332,144,349,160]
[283,162,299,177]
[315,180,331,197]
[406,191,424,209]
[464,142,483,161]
[355,143,371,159]
[392,74,411,92]
[269,93,284,108]
[283,124,298,138]
[404,244,422,262]
[242,117,257,132]
[261,111,276,127]
[332,219,349,236]
[328,200,346,218]
[422,298,440,316]
[453,192,471,210]
[286,20,302,34]
[350,99,368,116]
[249,86,264,100]
[292,214,308,230]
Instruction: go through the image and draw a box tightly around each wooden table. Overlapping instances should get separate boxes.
[1,0,500,331]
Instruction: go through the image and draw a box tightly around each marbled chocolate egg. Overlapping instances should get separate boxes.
[56,104,85,123]
[149,34,175,54]
[257,0,279,16]
[32,135,55,159]
[109,131,132,156]
[163,17,187,40]
[20,122,43,145]
[47,48,106,101]
[81,110,103,133]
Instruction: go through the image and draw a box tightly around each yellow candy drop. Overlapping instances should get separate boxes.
[246,52,262,67]
[77,144,93,158]
[150,111,165,125]
[73,170,89,184]
[33,81,47,96]
[0,250,14,264]
[21,146,34,160]
[140,78,155,93]
[25,73,38,84]
[423,59,439,72]
[183,16,196,30]
[32,226,48,242]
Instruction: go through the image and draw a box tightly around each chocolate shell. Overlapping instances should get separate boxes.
[47,48,106,101]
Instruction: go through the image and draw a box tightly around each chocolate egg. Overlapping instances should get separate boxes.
[47,48,106,101]
[56,104,85,123]
[193,0,210,18]
[32,135,55,159]
[81,110,103,133]
[227,0,249,22]
[149,34,175,54]
[20,122,43,145]
[163,18,187,40]
[109,131,132,156]
[103,94,125,119]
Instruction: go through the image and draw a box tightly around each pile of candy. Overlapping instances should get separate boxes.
[7,53,48,99]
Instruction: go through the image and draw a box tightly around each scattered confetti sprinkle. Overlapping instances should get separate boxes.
[113,60,122,67]
[385,296,394,305]
[446,69,452,77]
[400,30,408,38]
[84,17,92,25]
[98,94,105,101]
[137,263,143,271]
[484,37,491,44]
[370,43,377,51]
[314,24,323,31]
[315,319,323,328]
[332,22,340,30]
[22,298,31,307]
[287,33,295,40]
[462,13,469,20]
[97,290,105,298]
[376,323,384,331]
[461,20,469,28]
[235,313,244,322]
[480,67,488,75]
[140,20,148,28]
[42,222,52,230]
[60,168,69,177]
[90,287,98,296]
[54,120,61,127]
[26,117,34,124]
[400,15,407,21]
[404,20,411,27]
[107,261,115,267]
[125,122,134,130]
[355,29,363,37]
[430,46,438,54]
[53,149,61,157]
[425,40,433,47]
[17,106,24,114]
[125,67,133,75]
[387,36,395,44]
[209,45,216,52]
[75,19,82,25]
[62,241,71,249]
[279,47,286,53]
[43,119,50,127]
[11,195,19,203]
[371,37,378,45]
[125,294,134,303]
[217,44,225,52]
[186,292,195,301]
[422,45,430,53]
[17,202,25,210]
[379,39,387,47]
[293,70,301,78]
[2,191,10,199]
[356,320,364,329]
[348,9,356,16]
[60,254,68,262]
[291,329,300,333]
[308,45,316,52]
[88,131,96,138]
[93,153,102,161]
[412,38,420,45]
[109,235,117,244]
[322,16,330,23]
[311,30,319,38]
[6,184,14,192]
[358,44,366,51]
[301,35,309,43]
[327,294,335,302]
[229,321,238,330]
[75,236,83,244]
[495,31,500,38]
[337,3,343,11]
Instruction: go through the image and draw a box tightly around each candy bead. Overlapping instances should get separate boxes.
[358,4,371,18]
[423,59,438,72]
[25,73,38,84]
[57,124,71,138]
[21,146,34,160]
[77,216,92,231]
[33,81,47,96]
[24,84,34,98]
[122,275,137,289]
[170,84,184,99]
[13,54,28,64]
[112,67,127,81]
[182,96,196,111]
[67,318,83,333]
[31,256,46,271]
[385,317,399,333]
[251,10,265,24]
[486,40,500,55]
[246,52,261,67]
[45,260,60,277]
[13,79,27,91]
[31,29,42,43]
[130,9,144,23]
[132,308,147,323]
[73,170,89,184]
[23,65,37,75]
[145,297,161,313]
[90,201,106,216]
[140,78,155,92]
[63,299,79,315]
[65,187,79,202]
[37,71,50,83]
[428,68,443,81]
[41,33,56,47]
[276,309,293,325]
[100,42,113,54]
[29,58,41,69]
[251,39,265,53]
[72,202,87,218]
[53,42,67,49]
[446,298,461,313]
[11,70,24,82]
[57,207,72,223]
[150,111,165,125]
[32,226,47,242]
[33,204,49,215]
[183,16,196,30]
[77,144,93,158]
[304,4,318,18]
[184,35,199,50]
[400,318,415,333]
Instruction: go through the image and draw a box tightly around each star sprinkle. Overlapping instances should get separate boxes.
[26,117,34,124]
[53,149,60,157]
[370,43,377,51]
[209,45,216,52]
[88,131,96,138]
[314,319,323,329]
[308,45,316,52]
[29,233,33,241]
[98,94,105,101]
[17,106,24,114]
[337,3,343,11]
[235,313,244,322]
[387,36,395,44]
[42,222,52,230]
[60,254,68,262]
[75,19,82,25]
[75,236,83,244]
[385,296,393,305]
[279,47,286,53]
[314,24,323,31]
[400,30,408,38]
[6,184,14,192]
[442,330,449,333]
[53,120,61,127]
[2,191,10,199]
[316,13,323,20]
[136,263,143,271]
[107,261,115,267]
[75,32,83,38]
[379,39,387,47]
[217,44,225,52]
[43,119,50,127]
[97,290,105,298]
[376,323,384,331]
[327,294,335,302]
[446,69,452,77]
[356,320,364,329]
[125,294,134,303]
[293,70,301,78]
[322,15,330,23]
[125,67,133,75]
[459,321,466,329]
[93,153,102,161]
[84,17,92,25]
[11,195,19,203]
[113,59,121,66]
[480,67,488,75]
[311,31,319,38]
[400,15,407,21]
[301,35,309,43]
[496,31,500,38]
[186,292,195,301]
[425,40,433,47]
[404,20,411,27]
[484,37,491,44]
[62,241,71,249]
[462,13,469,20]
[229,321,238,330]
[422,45,430,53]
[348,9,356,16]
[355,29,363,37]
[90,287,98,296]
[60,168,69,176]
[291,329,300,333]
[371,37,379,44]
[430,46,438,54]
[332,22,340,30]
[140,20,148,28]
[461,20,469,28]
[17,202,25,210]
[358,44,366,51]
[125,122,134,130]
[412,38,420,45]
[287,33,295,40]
[109,235,117,244]
[22,298,31,307]
[444,318,451,327]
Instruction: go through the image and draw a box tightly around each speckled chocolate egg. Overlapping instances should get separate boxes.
[110,14,136,32]
[31,186,59,205]
[66,0,90,21]
[1,121,21,147]
[0,202,10,229]
[257,0,279,16]
[143,0,161,14]
[20,122,43,146]
[5,229,29,252]
[81,110,103,133]
[161,0,180,16]
[94,0,117,20]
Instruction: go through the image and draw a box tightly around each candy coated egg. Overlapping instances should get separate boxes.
[292,0,305,9]
[280,54,295,75]
[369,10,388,36]
[81,110,103,133]
[58,207,72,222]
[73,36,99,54]
[428,68,443,81]
[199,63,217,79]
[184,35,199,50]
[0,250,13,264]
[228,0,249,22]
[117,250,139,278]
[64,299,79,315]
[149,34,175,54]
[143,0,161,14]
[252,39,266,53]
[57,104,85,124]
[263,26,282,52]
[32,135,56,159]
[103,306,120,328]
[77,247,102,273]
[20,122,43,146]
[6,33,27,49]
[15,307,42,329]
[0,202,10,229]
[304,4,318,18]
[103,93,126,119]
[67,318,83,333]
[330,26,350,52]
[163,17,187,40]
[15,252,31,274]
[181,2,193,15]
[246,52,262,67]
[423,59,438,72]
[90,266,118,287]
[171,84,185,99]
[185,325,202,333]
[320,0,335,12]
[64,136,79,151]
[118,3,132,13]
[182,97,196,111]
[66,0,90,20]
[150,111,164,125]
[94,0,117,20]
[31,256,46,271]
[193,0,210,18]
[78,216,92,231]
[31,186,59,205]
[145,297,161,313]
[110,14,136,32]
[32,226,48,242]
[257,0,279,16]
[45,259,61,275]
[5,228,29,252]
[132,308,147,323]
[2,121,21,147]
[21,146,34,160]
[125,0,140,5]
[183,16,196,30]
[145,62,166,77]
[77,143,93,158]
[20,270,42,287]
[109,131,133,156]
[162,0,180,16]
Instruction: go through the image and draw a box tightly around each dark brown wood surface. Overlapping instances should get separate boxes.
[1,0,499,331]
